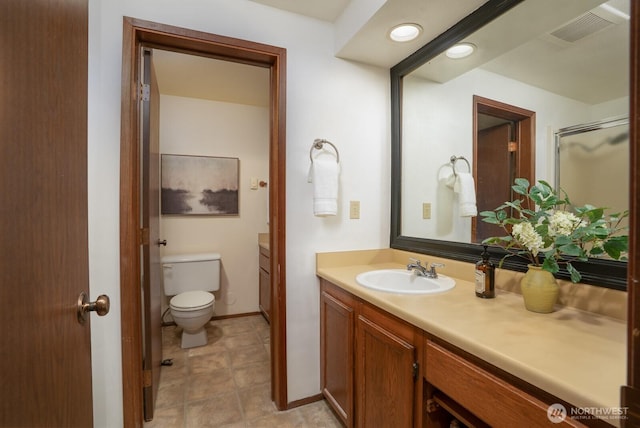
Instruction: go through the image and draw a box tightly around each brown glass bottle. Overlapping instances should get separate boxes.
[475,246,495,298]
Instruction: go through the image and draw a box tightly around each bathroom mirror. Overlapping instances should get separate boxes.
[390,0,629,289]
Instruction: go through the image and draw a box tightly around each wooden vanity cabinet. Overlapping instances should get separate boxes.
[258,246,270,322]
[424,339,588,428]
[356,301,423,428]
[320,280,356,427]
[320,279,423,428]
[319,279,601,428]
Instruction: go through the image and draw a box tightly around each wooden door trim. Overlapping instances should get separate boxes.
[119,17,287,426]
[472,95,535,241]
[628,0,639,394]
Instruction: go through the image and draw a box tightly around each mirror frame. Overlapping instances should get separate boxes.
[390,0,627,290]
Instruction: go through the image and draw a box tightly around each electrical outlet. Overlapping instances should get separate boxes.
[350,201,360,219]
[422,202,431,219]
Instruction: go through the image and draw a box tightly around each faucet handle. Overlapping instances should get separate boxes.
[428,262,444,278]
[408,258,423,266]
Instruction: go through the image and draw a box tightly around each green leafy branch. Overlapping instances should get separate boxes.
[479,178,628,283]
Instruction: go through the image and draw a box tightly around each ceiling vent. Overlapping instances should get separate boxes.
[550,11,614,43]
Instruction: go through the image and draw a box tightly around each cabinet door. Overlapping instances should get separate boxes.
[259,268,270,322]
[320,283,355,427]
[356,307,417,428]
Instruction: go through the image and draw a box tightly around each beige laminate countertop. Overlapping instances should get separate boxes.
[316,249,627,426]
[258,233,269,251]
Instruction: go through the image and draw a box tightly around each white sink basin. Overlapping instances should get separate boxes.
[355,269,455,295]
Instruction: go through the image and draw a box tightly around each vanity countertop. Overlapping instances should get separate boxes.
[316,249,627,425]
[258,233,269,251]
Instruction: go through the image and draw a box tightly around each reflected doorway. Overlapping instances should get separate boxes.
[472,95,535,243]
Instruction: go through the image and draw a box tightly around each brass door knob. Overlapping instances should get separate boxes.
[77,292,110,325]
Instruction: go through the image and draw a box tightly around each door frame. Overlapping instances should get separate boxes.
[119,17,287,426]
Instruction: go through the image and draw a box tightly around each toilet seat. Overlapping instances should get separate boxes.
[170,290,214,311]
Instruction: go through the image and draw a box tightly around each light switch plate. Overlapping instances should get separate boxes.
[350,201,360,219]
[423,202,431,219]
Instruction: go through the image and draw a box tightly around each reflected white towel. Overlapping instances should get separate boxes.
[453,172,477,217]
[444,173,456,189]
[308,152,339,216]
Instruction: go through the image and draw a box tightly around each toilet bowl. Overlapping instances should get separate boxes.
[169,290,215,348]
[162,252,221,349]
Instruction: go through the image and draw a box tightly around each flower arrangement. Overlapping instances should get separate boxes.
[479,178,628,283]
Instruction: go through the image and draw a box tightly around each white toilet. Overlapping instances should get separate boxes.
[161,252,221,349]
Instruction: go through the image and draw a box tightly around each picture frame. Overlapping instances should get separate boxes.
[161,154,239,215]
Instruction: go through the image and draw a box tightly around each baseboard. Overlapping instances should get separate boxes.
[162,311,263,327]
[286,393,324,410]
[211,311,262,321]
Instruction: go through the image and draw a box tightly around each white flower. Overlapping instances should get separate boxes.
[512,222,544,256]
[548,211,582,237]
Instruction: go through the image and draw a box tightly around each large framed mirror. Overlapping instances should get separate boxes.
[391,0,629,289]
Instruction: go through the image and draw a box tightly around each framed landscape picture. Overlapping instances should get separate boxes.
[161,154,239,215]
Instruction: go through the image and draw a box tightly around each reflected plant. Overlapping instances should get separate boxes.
[479,178,628,283]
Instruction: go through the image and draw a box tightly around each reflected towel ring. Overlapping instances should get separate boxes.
[310,139,340,163]
[450,155,471,177]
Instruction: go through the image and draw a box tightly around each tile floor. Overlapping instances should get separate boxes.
[144,314,342,428]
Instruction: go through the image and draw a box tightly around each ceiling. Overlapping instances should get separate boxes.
[248,0,350,22]
[153,0,629,107]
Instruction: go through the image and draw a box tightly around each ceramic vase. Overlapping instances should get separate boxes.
[520,265,559,313]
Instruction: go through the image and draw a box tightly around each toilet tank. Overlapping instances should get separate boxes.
[161,252,221,296]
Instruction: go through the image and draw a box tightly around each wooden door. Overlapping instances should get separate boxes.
[356,308,417,428]
[475,123,513,242]
[320,281,355,427]
[141,48,163,421]
[0,0,94,426]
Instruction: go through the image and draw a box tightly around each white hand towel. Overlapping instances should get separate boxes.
[453,172,477,217]
[308,152,339,216]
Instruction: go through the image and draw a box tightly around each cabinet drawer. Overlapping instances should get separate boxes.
[259,247,270,273]
[425,340,584,428]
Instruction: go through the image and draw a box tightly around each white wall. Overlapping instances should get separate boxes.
[87,0,390,425]
[401,68,629,242]
[159,94,270,317]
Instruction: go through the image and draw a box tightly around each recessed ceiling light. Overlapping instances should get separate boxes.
[446,43,476,59]
[389,23,422,42]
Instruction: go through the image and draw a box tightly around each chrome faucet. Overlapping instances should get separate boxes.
[407,258,444,279]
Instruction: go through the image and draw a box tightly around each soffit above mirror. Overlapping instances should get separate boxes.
[249,0,490,68]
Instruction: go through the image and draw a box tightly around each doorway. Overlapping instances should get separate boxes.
[472,95,535,243]
[119,18,287,426]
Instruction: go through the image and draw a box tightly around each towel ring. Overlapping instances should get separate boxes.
[310,139,340,163]
[450,155,470,177]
